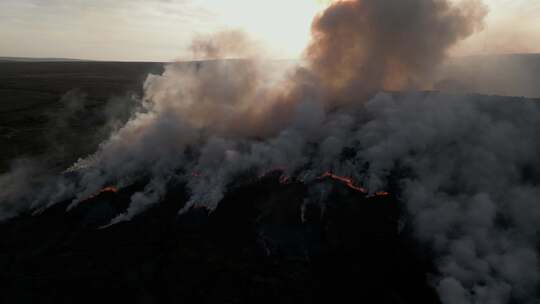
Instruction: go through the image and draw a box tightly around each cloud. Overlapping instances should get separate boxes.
[0,0,214,61]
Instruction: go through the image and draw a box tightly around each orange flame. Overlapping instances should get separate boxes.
[319,171,368,194]
[83,186,118,202]
[279,175,291,184]
[101,186,118,193]
[191,168,390,198]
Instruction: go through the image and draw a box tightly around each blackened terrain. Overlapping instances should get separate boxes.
[0,174,438,304]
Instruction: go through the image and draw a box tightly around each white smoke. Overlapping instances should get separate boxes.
[355,93,540,304]
[48,85,540,304]
[2,1,539,303]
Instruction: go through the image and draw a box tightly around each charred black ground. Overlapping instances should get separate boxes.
[0,171,439,304]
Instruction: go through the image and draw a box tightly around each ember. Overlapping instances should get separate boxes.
[83,186,118,202]
[319,172,368,194]
[279,175,291,184]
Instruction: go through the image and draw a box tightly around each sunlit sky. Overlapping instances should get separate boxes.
[0,0,538,61]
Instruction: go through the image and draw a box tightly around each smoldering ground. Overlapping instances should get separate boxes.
[1,0,539,303]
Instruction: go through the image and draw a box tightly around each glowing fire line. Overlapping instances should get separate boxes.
[82,186,118,202]
[253,169,390,198]
[318,171,368,194]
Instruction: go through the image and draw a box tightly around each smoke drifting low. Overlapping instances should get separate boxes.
[2,0,539,303]
[358,93,540,304]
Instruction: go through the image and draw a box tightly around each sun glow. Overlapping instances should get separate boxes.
[196,0,327,59]
[1,0,538,61]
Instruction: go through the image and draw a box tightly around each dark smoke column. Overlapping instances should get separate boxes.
[306,0,487,104]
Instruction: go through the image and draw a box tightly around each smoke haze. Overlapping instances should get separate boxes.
[189,30,264,60]
[2,0,540,303]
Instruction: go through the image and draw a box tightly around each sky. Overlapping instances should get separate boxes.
[0,0,538,61]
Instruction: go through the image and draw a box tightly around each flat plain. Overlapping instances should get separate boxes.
[0,61,163,172]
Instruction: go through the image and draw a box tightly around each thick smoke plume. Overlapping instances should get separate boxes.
[307,0,487,104]
[0,0,488,217]
[358,93,540,304]
[5,1,539,303]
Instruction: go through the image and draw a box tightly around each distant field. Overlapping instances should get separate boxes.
[0,61,164,172]
[0,57,91,62]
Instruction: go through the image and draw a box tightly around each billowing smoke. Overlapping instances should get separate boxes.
[56,0,488,221]
[307,0,487,104]
[357,93,540,304]
[4,0,540,303]
[0,0,488,217]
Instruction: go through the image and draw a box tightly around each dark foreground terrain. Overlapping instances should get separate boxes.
[0,172,438,304]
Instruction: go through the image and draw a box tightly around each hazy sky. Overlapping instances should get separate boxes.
[0,0,538,61]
